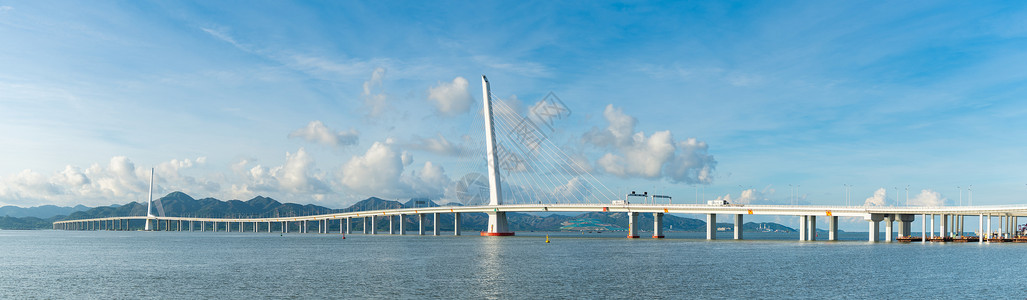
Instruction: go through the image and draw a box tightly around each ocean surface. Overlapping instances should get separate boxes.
[1,230,1024,299]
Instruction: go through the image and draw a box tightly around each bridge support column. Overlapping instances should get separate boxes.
[653,213,664,238]
[829,216,838,241]
[987,214,992,240]
[733,214,743,240]
[866,214,883,242]
[454,213,461,236]
[940,214,948,239]
[978,214,983,242]
[627,212,640,238]
[362,217,367,234]
[433,213,441,236]
[898,214,914,238]
[418,214,425,235]
[809,216,817,241]
[482,211,513,236]
[345,218,350,234]
[371,217,378,235]
[799,216,807,241]
[398,215,405,235]
[389,216,395,234]
[706,213,716,240]
[884,215,894,242]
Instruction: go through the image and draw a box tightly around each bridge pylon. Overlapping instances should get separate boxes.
[480,75,513,236]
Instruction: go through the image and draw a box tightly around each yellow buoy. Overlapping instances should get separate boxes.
[546,235,550,243]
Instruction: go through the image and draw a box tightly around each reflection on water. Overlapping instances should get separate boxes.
[0,230,1023,298]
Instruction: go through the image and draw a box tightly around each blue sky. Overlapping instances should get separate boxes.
[2,1,1027,229]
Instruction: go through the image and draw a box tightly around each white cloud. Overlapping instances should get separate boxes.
[907,189,947,207]
[0,6,13,13]
[231,148,331,198]
[585,104,716,184]
[863,188,888,206]
[0,156,209,206]
[428,76,473,115]
[362,67,388,117]
[340,142,451,199]
[403,134,469,157]
[288,120,359,147]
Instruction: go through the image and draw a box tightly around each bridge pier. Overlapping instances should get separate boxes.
[940,214,948,238]
[829,216,838,241]
[808,216,817,241]
[653,213,664,238]
[482,212,513,236]
[706,213,716,240]
[389,216,395,234]
[866,214,883,242]
[454,213,461,236]
[978,214,983,242]
[987,214,992,239]
[734,214,743,240]
[627,212,640,238]
[884,215,893,242]
[418,214,425,235]
[898,214,914,238]
[799,216,807,241]
[433,213,441,236]
[371,217,377,234]
[398,215,405,235]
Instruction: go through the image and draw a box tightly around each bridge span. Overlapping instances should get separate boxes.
[53,203,1027,243]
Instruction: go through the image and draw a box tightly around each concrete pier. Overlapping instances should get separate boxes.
[433,213,441,236]
[940,214,948,238]
[828,216,838,241]
[399,215,406,235]
[389,216,395,234]
[653,213,664,238]
[371,217,377,234]
[454,212,461,236]
[627,212,640,238]
[884,215,893,242]
[418,214,425,235]
[867,214,883,242]
[808,216,817,241]
[799,216,807,241]
[733,214,743,240]
[706,213,716,240]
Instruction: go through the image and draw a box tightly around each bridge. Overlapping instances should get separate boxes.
[53,76,1027,243]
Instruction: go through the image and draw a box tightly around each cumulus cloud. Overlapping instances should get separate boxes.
[907,189,947,207]
[231,148,331,198]
[428,76,473,115]
[402,134,470,157]
[584,104,716,184]
[288,120,359,147]
[340,142,450,199]
[714,187,777,205]
[863,188,889,206]
[0,156,208,206]
[363,67,388,117]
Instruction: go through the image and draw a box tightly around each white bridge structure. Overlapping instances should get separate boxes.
[54,76,1027,243]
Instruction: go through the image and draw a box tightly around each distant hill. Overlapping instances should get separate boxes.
[2,191,795,232]
[0,204,91,218]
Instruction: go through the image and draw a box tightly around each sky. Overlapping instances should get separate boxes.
[3,1,1027,230]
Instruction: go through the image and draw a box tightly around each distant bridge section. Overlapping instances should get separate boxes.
[54,203,1027,243]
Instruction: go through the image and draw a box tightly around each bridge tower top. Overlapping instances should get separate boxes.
[482,75,503,206]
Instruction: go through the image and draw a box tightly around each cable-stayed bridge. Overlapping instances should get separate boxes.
[54,76,1027,243]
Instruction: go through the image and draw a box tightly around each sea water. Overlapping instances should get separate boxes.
[1,230,1023,298]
